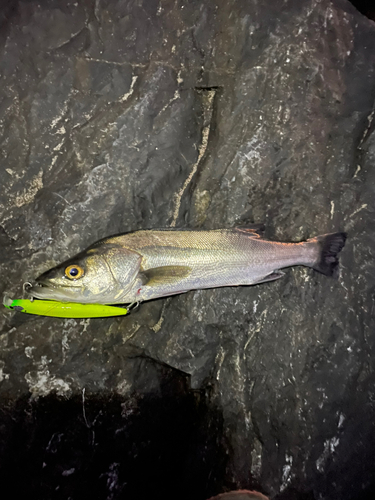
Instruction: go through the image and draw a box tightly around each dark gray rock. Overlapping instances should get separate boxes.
[1,0,375,499]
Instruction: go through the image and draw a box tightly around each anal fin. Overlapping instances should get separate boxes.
[253,271,285,284]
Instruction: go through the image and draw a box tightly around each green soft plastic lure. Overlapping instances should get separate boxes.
[3,297,128,318]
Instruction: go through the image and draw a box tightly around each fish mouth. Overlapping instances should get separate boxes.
[24,281,83,301]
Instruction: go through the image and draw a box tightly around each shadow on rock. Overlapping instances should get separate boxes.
[0,383,227,500]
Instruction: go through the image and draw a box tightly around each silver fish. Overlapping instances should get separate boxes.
[26,225,346,305]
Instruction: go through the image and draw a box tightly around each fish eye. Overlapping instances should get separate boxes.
[65,265,84,280]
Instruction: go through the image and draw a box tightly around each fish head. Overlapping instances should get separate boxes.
[26,244,142,304]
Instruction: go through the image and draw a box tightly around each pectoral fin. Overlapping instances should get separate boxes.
[140,266,192,287]
[253,271,285,284]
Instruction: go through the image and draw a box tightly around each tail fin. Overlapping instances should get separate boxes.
[311,232,347,277]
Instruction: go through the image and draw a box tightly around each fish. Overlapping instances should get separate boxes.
[25,225,346,305]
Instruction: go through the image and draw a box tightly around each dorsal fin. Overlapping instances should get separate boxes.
[235,223,265,237]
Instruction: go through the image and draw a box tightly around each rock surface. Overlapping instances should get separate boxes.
[1,0,375,499]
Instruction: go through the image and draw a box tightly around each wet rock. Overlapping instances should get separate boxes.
[1,0,375,499]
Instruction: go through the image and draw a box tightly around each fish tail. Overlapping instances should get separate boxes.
[308,232,347,277]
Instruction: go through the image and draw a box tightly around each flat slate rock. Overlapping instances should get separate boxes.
[0,0,375,499]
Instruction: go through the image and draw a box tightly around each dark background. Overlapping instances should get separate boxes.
[349,0,375,20]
